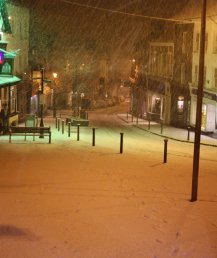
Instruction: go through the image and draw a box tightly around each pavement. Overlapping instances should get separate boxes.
[2,107,217,148]
[117,113,217,147]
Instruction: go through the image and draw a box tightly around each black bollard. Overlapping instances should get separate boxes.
[161,121,163,134]
[163,139,168,163]
[131,114,133,123]
[68,122,71,137]
[120,132,124,154]
[187,126,191,141]
[86,111,88,120]
[62,120,64,134]
[148,119,151,130]
[136,115,138,125]
[92,128,95,146]
[77,124,80,141]
[55,117,58,129]
[58,119,60,131]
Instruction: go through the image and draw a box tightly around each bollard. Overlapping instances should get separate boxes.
[131,114,133,123]
[187,126,191,141]
[68,122,71,137]
[161,121,163,134]
[127,112,128,120]
[77,124,80,141]
[148,119,151,130]
[120,132,124,154]
[86,111,89,120]
[58,118,60,131]
[163,139,168,163]
[92,128,95,146]
[62,120,64,134]
[136,115,138,125]
[55,117,58,129]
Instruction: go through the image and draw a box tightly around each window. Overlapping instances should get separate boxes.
[213,34,217,53]
[204,66,206,86]
[149,44,173,78]
[181,63,186,84]
[177,96,184,112]
[182,32,187,54]
[214,68,217,88]
[205,33,208,52]
[194,33,200,52]
[194,65,198,84]
[10,86,16,113]
[2,62,12,74]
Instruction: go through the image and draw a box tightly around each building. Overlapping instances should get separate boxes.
[145,18,193,128]
[174,0,217,133]
[0,0,21,132]
[7,2,31,121]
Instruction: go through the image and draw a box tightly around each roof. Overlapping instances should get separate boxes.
[0,48,16,58]
[0,75,21,87]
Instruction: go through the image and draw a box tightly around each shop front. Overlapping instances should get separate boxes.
[170,83,190,128]
[0,48,21,133]
[190,87,217,133]
[147,78,171,124]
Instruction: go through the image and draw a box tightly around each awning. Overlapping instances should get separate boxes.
[0,76,21,87]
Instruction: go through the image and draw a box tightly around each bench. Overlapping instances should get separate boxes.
[9,126,51,143]
[66,117,89,127]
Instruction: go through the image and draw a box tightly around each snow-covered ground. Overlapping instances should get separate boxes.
[0,105,216,258]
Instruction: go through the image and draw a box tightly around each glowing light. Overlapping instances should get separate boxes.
[53,73,58,78]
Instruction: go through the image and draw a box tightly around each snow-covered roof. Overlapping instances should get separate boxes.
[0,48,16,58]
[0,75,20,86]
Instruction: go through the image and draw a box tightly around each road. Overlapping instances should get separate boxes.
[0,103,216,258]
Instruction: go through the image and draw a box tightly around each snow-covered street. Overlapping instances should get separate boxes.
[0,105,216,258]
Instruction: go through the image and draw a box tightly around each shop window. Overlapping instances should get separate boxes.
[177,96,184,112]
[10,86,16,113]
[201,104,207,130]
[154,97,161,114]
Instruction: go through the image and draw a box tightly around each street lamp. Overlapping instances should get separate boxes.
[52,72,58,118]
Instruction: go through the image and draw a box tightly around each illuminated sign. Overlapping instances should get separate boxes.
[0,51,4,64]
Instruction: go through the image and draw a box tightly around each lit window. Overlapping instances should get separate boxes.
[177,96,184,112]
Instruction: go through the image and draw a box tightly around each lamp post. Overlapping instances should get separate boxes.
[52,72,58,118]
[191,0,206,202]
[39,67,45,128]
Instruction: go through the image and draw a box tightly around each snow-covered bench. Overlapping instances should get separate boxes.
[9,126,51,143]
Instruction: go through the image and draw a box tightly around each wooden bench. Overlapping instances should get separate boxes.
[9,126,51,143]
[66,117,89,127]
